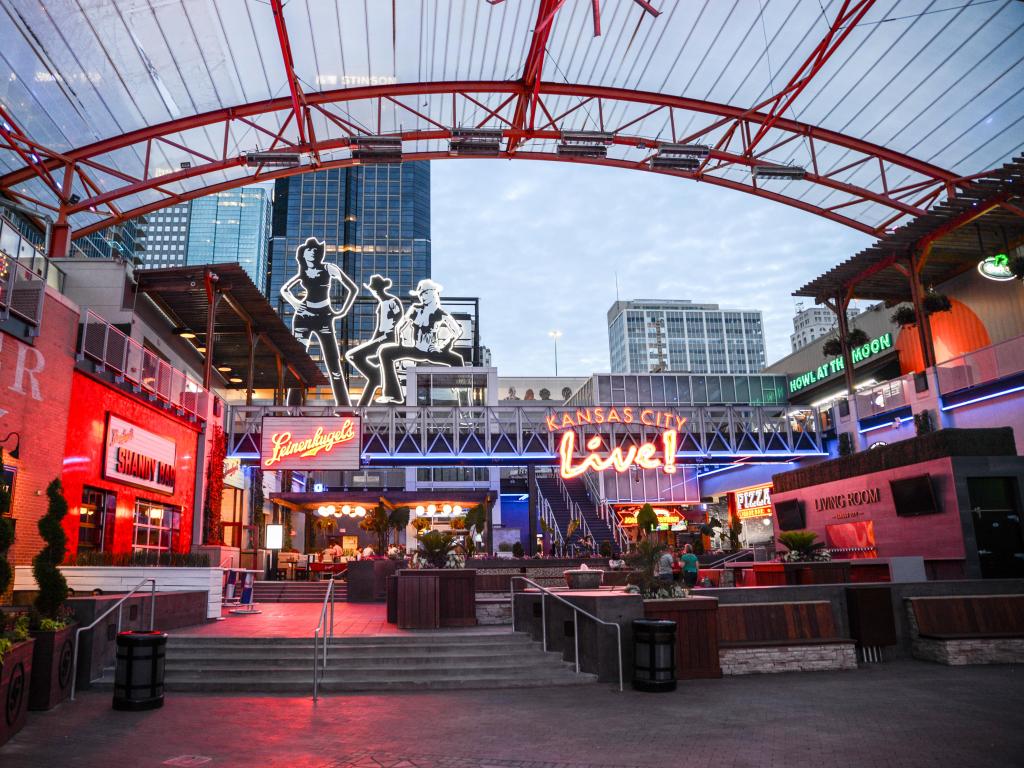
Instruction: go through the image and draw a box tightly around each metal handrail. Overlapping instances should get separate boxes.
[311,575,338,701]
[704,548,755,569]
[510,576,623,692]
[536,490,564,546]
[70,577,157,701]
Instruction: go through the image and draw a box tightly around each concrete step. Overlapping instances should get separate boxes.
[163,658,572,675]
[166,646,549,662]
[166,632,528,648]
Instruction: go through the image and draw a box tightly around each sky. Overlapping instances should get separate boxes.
[430,160,875,377]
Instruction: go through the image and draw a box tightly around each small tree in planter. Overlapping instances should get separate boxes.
[413,530,461,569]
[387,506,410,554]
[29,479,77,711]
[635,503,658,538]
[202,426,227,546]
[512,541,524,558]
[359,506,391,554]
[777,531,831,562]
[0,611,33,746]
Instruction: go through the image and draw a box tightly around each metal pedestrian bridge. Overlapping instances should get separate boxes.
[227,405,825,466]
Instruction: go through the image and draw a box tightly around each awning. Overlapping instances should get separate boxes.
[136,263,326,391]
[271,489,491,512]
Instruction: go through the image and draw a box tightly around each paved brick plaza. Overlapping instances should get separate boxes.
[2,661,1020,768]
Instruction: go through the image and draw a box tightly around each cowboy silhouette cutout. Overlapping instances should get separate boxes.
[374,279,464,404]
[345,274,404,406]
[280,237,357,407]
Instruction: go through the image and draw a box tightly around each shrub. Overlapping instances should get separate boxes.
[72,550,211,567]
[599,540,613,558]
[778,530,830,562]
[411,516,431,534]
[415,530,459,569]
[891,306,917,327]
[634,503,658,537]
[498,542,512,552]
[821,337,843,357]
[847,328,869,347]
[511,541,524,558]
[34,480,69,620]
[915,409,935,436]
[923,291,952,315]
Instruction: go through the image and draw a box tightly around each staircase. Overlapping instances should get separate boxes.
[94,631,596,692]
[535,476,617,553]
[251,580,345,603]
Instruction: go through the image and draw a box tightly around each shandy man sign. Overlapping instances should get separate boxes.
[260,416,362,471]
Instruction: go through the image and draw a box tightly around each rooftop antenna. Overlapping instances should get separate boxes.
[615,271,620,302]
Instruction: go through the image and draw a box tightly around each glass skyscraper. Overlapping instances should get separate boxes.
[269,162,431,360]
[608,299,767,375]
[186,186,272,293]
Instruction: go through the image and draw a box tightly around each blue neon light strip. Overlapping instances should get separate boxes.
[941,384,1024,412]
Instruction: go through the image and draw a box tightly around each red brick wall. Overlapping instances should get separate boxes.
[61,371,201,558]
[0,290,78,566]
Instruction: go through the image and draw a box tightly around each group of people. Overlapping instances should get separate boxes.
[657,543,700,587]
[281,237,465,407]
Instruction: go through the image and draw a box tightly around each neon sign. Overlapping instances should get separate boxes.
[789,333,893,394]
[731,484,773,520]
[558,429,677,479]
[260,416,361,471]
[977,253,1014,282]
[616,506,682,526]
[546,407,687,433]
[104,415,177,495]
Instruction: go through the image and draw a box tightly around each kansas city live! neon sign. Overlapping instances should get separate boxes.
[549,407,685,480]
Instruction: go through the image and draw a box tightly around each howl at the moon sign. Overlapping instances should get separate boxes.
[103,415,177,495]
[280,237,464,407]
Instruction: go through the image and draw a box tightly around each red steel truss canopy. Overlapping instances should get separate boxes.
[1,1,1022,250]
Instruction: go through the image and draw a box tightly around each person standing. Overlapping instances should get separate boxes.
[346,274,404,406]
[656,547,675,584]
[681,543,700,588]
[280,237,358,407]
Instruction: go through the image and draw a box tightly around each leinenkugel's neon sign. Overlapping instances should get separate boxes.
[547,407,685,480]
[260,416,361,470]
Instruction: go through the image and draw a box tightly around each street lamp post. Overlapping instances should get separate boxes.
[548,330,562,376]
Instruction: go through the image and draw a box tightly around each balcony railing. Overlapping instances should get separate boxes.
[854,378,909,419]
[0,216,65,327]
[79,310,210,421]
[937,335,1024,395]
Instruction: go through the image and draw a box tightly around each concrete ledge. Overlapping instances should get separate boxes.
[720,643,858,675]
[911,637,1024,665]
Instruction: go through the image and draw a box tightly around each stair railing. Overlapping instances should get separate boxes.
[704,548,755,569]
[536,491,564,546]
[70,577,156,701]
[311,575,338,701]
[510,576,622,692]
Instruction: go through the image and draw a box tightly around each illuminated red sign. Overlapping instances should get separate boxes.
[104,415,177,495]
[730,483,773,520]
[616,506,683,526]
[558,429,677,479]
[261,417,361,470]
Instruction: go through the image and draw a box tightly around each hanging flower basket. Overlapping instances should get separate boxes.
[822,338,843,357]
[891,306,917,327]
[923,291,952,315]
[822,328,868,359]
[847,328,869,347]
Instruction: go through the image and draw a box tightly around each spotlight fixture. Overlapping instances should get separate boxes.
[242,151,302,167]
[449,128,503,157]
[173,327,197,339]
[752,163,806,180]
[229,377,243,384]
[556,130,614,159]
[649,143,710,171]
[349,136,403,164]
[180,161,191,170]
[68,193,81,205]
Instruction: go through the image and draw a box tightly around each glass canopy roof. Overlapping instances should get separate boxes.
[1,0,1022,239]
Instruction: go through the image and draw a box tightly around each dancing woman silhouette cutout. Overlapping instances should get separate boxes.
[280,237,357,407]
[375,279,464,404]
[345,274,404,406]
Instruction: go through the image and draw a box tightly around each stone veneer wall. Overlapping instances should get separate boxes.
[906,601,1024,665]
[719,643,858,675]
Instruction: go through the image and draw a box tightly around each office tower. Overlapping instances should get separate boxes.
[186,186,272,293]
[790,302,862,352]
[608,299,766,374]
[78,218,147,261]
[268,162,431,360]
[139,202,191,269]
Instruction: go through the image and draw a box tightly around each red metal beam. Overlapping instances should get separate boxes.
[746,0,877,156]
[269,0,307,147]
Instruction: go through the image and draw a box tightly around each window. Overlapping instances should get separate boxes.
[79,487,116,552]
[133,500,180,553]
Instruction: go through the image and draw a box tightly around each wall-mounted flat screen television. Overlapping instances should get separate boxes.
[775,500,806,531]
[890,474,940,516]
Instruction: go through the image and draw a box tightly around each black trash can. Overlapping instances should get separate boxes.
[113,631,167,711]
[632,619,677,692]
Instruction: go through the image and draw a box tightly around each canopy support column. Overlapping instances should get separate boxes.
[202,269,221,390]
[825,295,856,395]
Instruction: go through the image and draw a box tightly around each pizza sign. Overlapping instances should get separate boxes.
[733,484,773,520]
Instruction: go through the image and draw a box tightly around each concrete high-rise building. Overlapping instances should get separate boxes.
[139,202,190,269]
[608,299,766,375]
[186,187,272,293]
[79,218,147,262]
[268,163,431,351]
[790,303,861,352]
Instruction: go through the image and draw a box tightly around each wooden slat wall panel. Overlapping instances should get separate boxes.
[718,602,838,644]
[911,595,1024,636]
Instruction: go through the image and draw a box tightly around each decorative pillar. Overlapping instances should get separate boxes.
[908,248,937,370]
[202,269,221,390]
[527,465,538,557]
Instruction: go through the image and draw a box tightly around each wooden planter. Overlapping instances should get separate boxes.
[28,623,77,711]
[0,638,34,747]
[395,569,477,629]
[752,561,852,586]
[643,597,721,680]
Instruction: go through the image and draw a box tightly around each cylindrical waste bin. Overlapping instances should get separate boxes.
[113,631,167,711]
[632,619,676,692]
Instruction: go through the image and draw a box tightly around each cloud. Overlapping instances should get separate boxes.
[431,160,873,375]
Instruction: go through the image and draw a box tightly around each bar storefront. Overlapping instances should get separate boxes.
[60,371,201,558]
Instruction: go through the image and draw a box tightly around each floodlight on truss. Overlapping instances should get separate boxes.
[657,143,711,159]
[449,128,503,157]
[349,135,403,164]
[752,164,806,181]
[560,131,615,145]
[242,151,302,167]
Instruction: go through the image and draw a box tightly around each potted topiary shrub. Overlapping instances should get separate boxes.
[28,479,77,711]
[891,306,917,327]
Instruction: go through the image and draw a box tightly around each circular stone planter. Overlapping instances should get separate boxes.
[564,569,604,589]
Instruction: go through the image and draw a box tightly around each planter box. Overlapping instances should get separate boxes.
[750,561,851,587]
[565,569,603,589]
[15,566,223,620]
[643,597,721,680]
[395,569,477,628]
[28,623,77,711]
[0,638,34,747]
